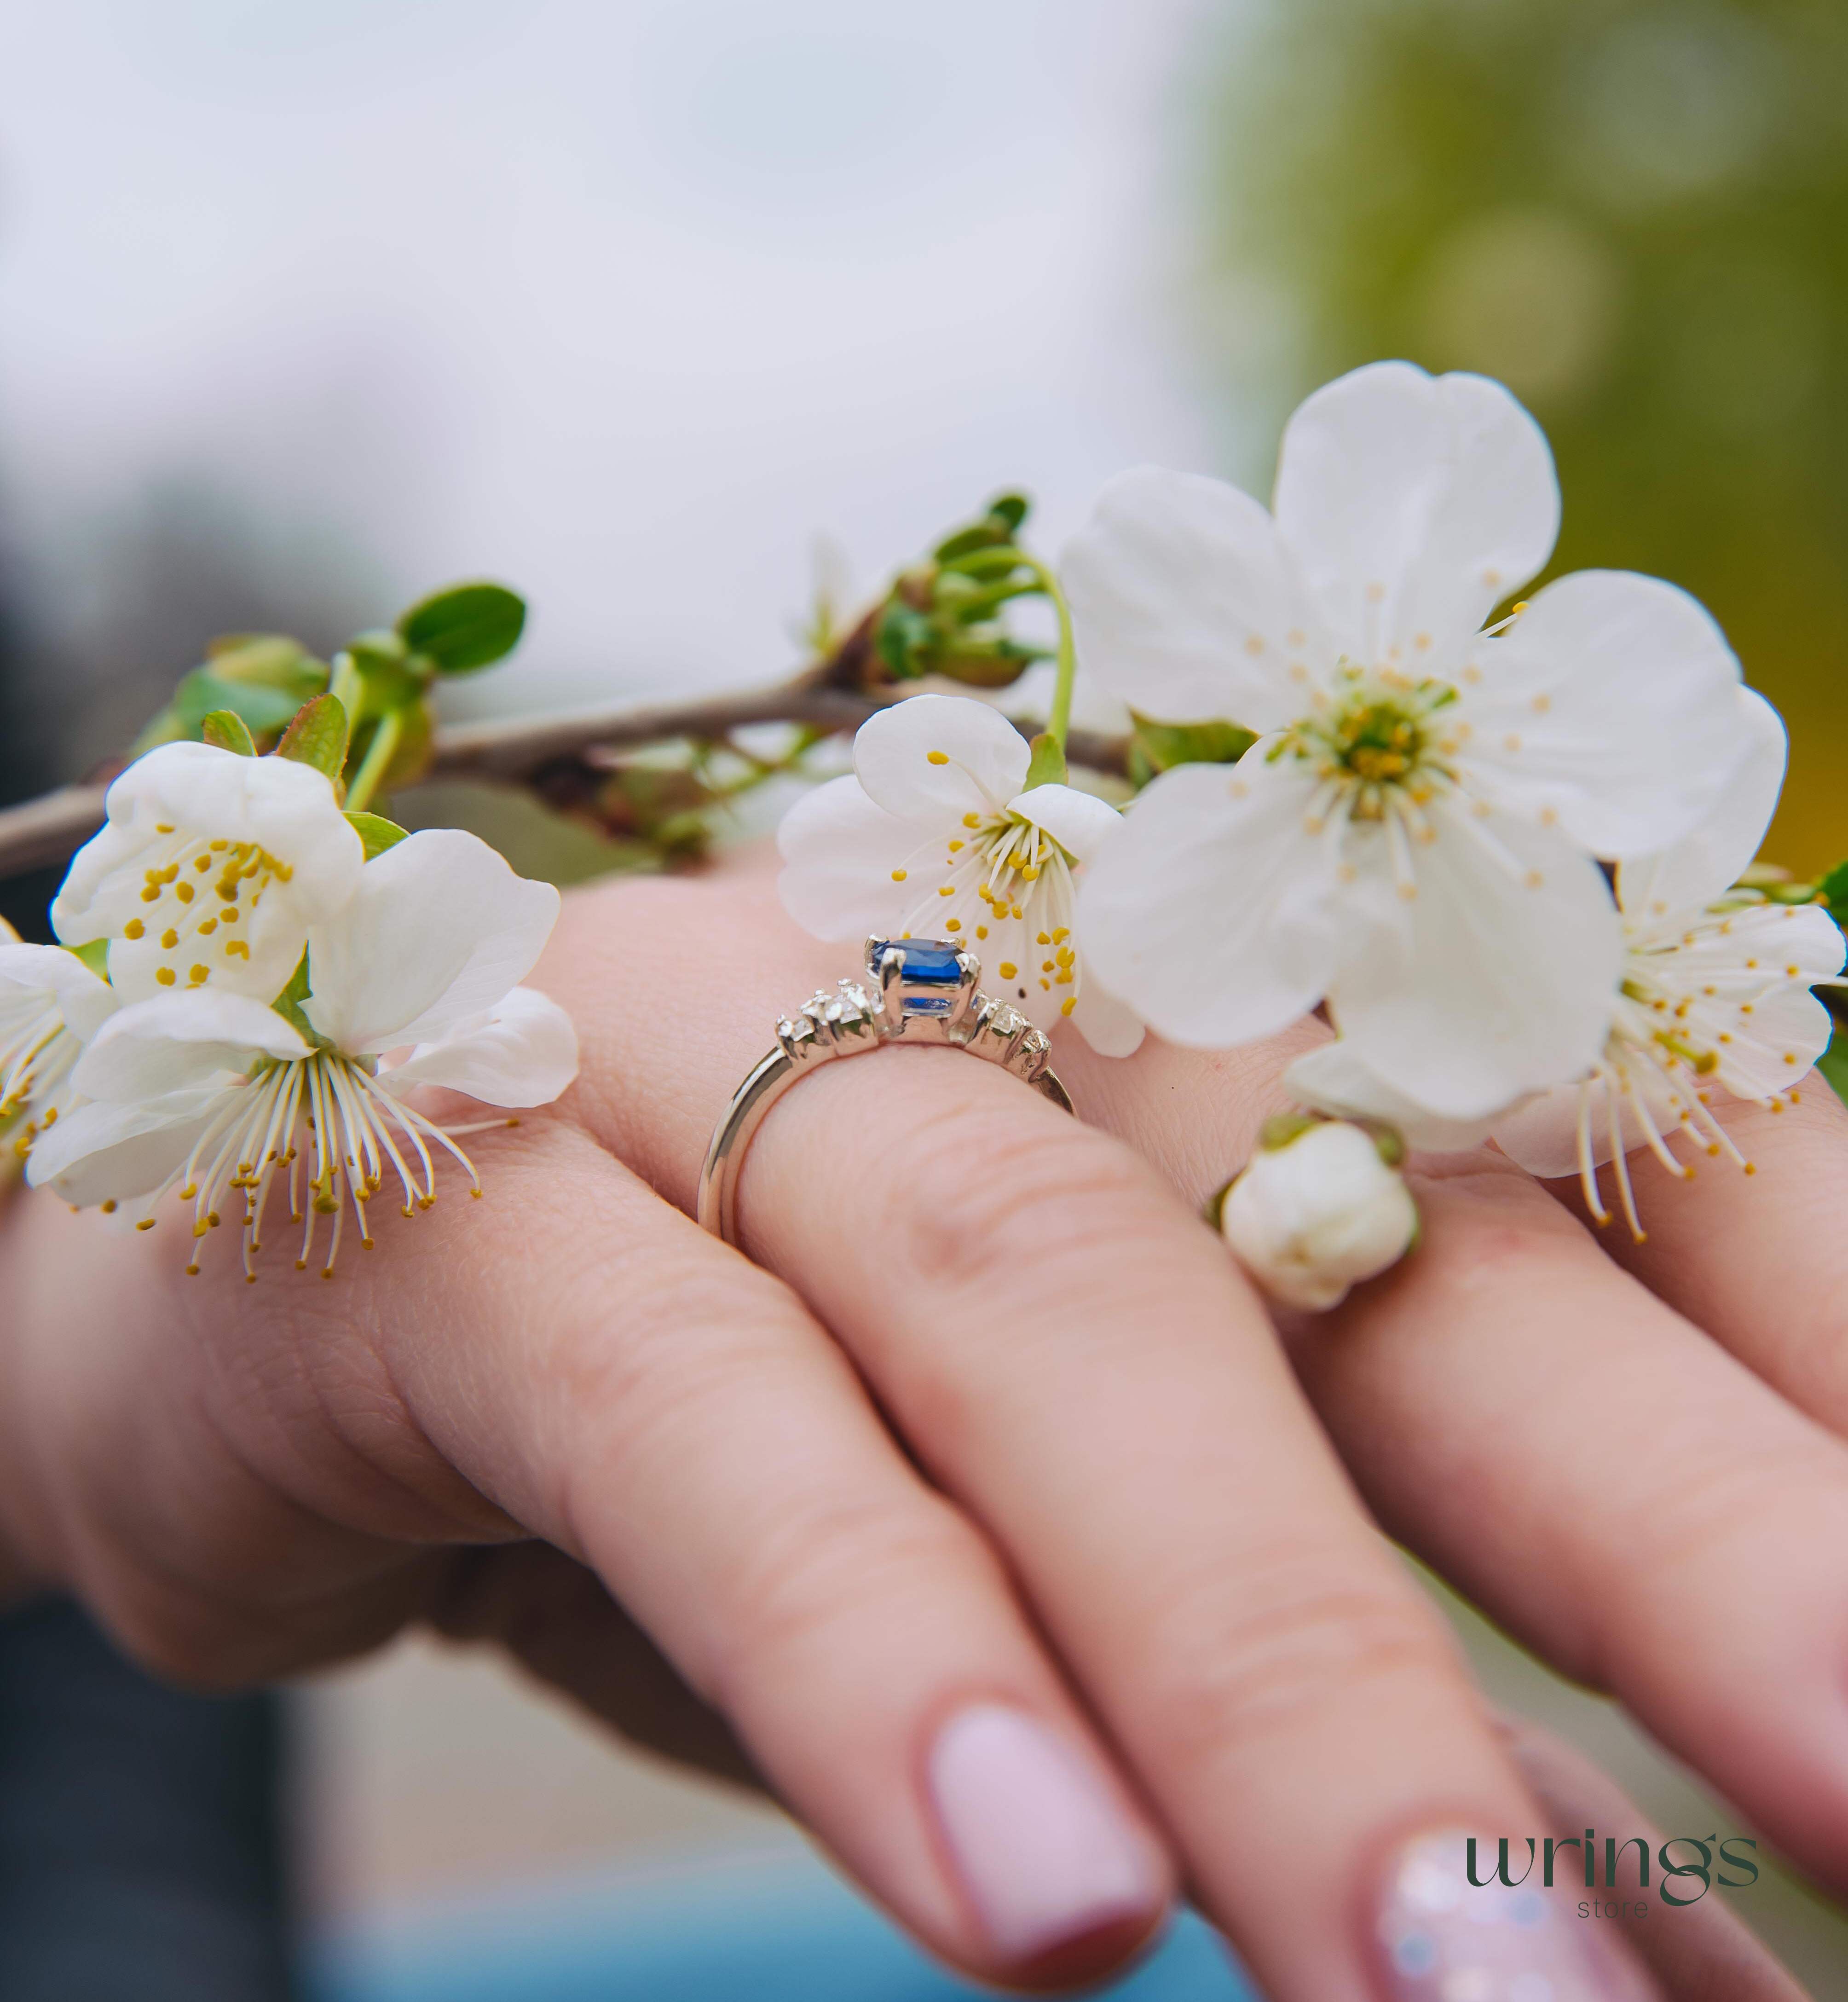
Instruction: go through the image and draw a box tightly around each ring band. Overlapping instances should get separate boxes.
[698,936,1074,1244]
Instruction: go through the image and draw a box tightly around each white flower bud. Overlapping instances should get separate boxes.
[1220,1118,1418,1312]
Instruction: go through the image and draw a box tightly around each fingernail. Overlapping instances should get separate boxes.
[1376,1830,1652,2002]
[926,1702,1163,1961]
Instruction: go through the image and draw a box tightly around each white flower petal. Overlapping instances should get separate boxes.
[1617,689,1787,924]
[1492,1081,1609,1180]
[52,741,365,1005]
[72,991,310,1104]
[1006,783,1122,866]
[25,1085,231,1204]
[1460,570,1745,858]
[852,694,1028,820]
[380,987,579,1108]
[0,943,117,1043]
[1077,755,1342,1047]
[1066,968,1145,1059]
[1283,1039,1500,1152]
[776,775,924,942]
[1062,465,1319,728]
[302,829,561,1053]
[1273,362,1559,662]
[1328,800,1622,1118]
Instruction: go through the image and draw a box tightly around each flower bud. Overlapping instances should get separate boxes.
[1219,1117,1418,1312]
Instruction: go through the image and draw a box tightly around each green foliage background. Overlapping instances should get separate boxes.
[1193,0,1848,869]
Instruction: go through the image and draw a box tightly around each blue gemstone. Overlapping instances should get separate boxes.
[871,938,964,1013]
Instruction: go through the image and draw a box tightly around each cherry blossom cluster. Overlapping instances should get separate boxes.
[777,362,1843,1308]
[2,738,577,1277]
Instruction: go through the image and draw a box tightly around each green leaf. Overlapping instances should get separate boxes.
[344,810,410,860]
[1127,712,1258,784]
[173,669,316,740]
[397,582,526,674]
[342,631,427,717]
[1816,858,1848,928]
[269,951,328,1049]
[203,633,329,693]
[70,938,110,978]
[1819,1025,1848,1108]
[200,709,257,757]
[274,693,350,780]
[1022,731,1068,789]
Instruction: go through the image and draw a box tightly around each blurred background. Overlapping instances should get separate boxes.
[4,0,1848,1995]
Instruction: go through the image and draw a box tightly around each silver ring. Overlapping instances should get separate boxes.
[698,936,1074,1244]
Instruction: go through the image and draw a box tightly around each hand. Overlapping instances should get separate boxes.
[0,857,1821,2001]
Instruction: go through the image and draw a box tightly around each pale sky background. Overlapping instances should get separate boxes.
[0,0,1223,725]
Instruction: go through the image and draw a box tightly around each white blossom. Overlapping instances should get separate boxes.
[0,921,118,1162]
[1492,690,1843,1234]
[29,829,578,1277]
[52,740,364,1006]
[1220,1118,1419,1312]
[1066,360,1751,1119]
[777,693,1143,1055]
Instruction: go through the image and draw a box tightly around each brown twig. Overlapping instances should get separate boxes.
[0,659,1131,883]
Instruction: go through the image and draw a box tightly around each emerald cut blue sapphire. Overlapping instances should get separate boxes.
[870,938,964,1015]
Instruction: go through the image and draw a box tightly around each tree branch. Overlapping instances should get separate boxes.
[0,674,1130,884]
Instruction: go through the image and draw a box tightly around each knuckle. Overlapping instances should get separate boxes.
[1136,1538,1457,1769]
[897,1103,1170,1299]
[707,1482,981,1706]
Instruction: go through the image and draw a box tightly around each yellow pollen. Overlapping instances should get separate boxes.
[136,1218,155,1231]
[225,940,249,959]
[891,868,907,882]
[100,1199,116,1215]
[1525,869,1544,889]
[1037,931,1051,945]
[139,885,160,904]
[155,822,174,833]
[945,918,961,932]
[948,840,964,852]
[161,929,178,949]
[124,919,144,939]
[963,813,980,829]
[1060,996,1076,1015]
[175,881,194,904]
[999,962,1018,979]
[1784,1052,1798,1065]
[1244,634,1265,654]
[155,967,176,986]
[194,853,212,871]
[938,885,954,898]
[189,965,209,985]
[198,917,216,935]
[976,924,988,939]
[1052,927,1069,943]
[209,839,228,851]
[1041,959,1054,972]
[1531,694,1551,715]
[926,751,949,765]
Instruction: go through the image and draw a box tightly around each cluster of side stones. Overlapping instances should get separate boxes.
[971,999,1051,1080]
[777,980,878,1062]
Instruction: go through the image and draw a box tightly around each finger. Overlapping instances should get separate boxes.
[1282,1146,1848,1902]
[550,877,1661,2002]
[1493,1711,1813,2002]
[2,1117,1174,1990]
[424,1541,761,1794]
[1538,1083,1848,1435]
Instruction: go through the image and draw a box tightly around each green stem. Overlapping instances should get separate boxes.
[344,708,403,816]
[1019,555,1077,752]
[327,650,362,720]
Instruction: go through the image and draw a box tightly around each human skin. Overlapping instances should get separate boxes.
[0,856,1841,1999]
